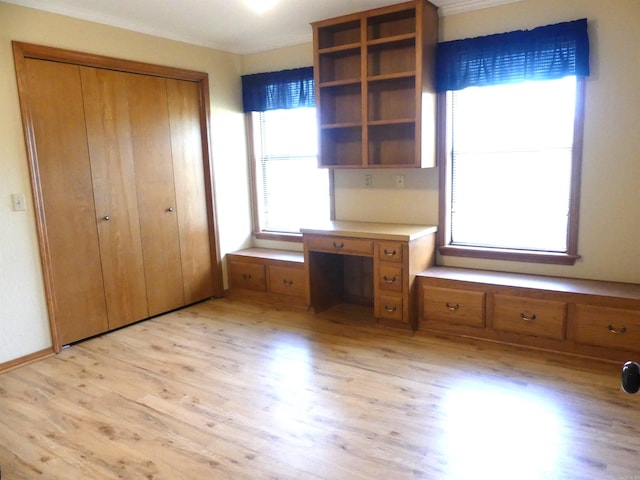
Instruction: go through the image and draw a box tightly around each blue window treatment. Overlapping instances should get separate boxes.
[436,19,589,92]
[241,67,314,112]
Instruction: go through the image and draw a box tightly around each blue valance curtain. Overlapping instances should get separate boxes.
[241,66,314,112]
[436,19,590,92]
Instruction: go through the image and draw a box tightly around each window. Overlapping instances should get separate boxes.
[242,67,330,240]
[448,77,580,253]
[250,107,330,235]
[436,19,589,264]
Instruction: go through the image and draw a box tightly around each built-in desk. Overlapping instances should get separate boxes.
[301,221,437,330]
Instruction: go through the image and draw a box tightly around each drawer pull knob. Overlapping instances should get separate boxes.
[332,242,344,249]
[520,313,537,322]
[283,279,293,287]
[384,249,397,257]
[445,303,460,311]
[608,325,627,334]
[384,305,397,313]
[383,275,397,283]
[242,274,252,280]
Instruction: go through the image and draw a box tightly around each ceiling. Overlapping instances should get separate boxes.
[4,0,522,54]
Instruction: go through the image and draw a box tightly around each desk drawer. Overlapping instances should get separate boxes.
[269,265,306,298]
[377,242,404,263]
[229,261,266,292]
[421,285,485,328]
[573,304,640,352]
[377,264,403,293]
[376,294,404,322]
[492,294,566,340]
[305,235,373,256]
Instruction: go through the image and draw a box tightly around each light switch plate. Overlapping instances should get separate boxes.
[12,193,26,211]
[365,174,373,188]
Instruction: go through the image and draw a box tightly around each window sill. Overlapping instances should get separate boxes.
[439,245,580,266]
[254,231,303,243]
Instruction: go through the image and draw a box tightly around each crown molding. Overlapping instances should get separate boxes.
[438,0,524,16]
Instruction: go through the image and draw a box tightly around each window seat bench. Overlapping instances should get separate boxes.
[417,266,640,362]
[226,248,307,307]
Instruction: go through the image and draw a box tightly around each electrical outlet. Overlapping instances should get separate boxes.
[396,175,405,189]
[365,174,373,188]
[12,193,26,211]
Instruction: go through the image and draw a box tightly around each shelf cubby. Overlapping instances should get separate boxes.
[367,9,416,41]
[319,49,361,84]
[317,20,361,49]
[320,127,363,167]
[368,123,416,167]
[367,39,416,77]
[319,84,362,126]
[367,76,416,122]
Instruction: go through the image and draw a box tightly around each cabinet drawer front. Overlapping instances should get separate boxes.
[377,264,403,293]
[229,261,266,292]
[376,294,404,322]
[306,235,373,256]
[269,266,306,298]
[377,242,404,263]
[421,286,485,328]
[573,305,640,352]
[492,295,566,340]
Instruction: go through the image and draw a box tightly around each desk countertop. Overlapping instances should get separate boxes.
[300,221,437,242]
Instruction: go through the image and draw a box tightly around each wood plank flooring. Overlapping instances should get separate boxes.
[1,297,638,479]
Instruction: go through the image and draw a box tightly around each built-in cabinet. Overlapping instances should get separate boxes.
[418,267,640,362]
[227,248,307,307]
[312,0,438,168]
[14,42,223,349]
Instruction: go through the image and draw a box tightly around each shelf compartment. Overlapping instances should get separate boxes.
[318,20,361,49]
[367,39,416,77]
[319,84,362,125]
[319,49,361,84]
[367,9,416,41]
[367,123,415,166]
[367,76,416,122]
[320,127,363,167]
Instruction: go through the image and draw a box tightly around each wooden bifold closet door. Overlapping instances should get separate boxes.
[14,43,223,349]
[81,67,150,329]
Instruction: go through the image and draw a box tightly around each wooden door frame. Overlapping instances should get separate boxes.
[12,41,225,352]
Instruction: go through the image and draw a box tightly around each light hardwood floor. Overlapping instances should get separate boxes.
[1,297,638,479]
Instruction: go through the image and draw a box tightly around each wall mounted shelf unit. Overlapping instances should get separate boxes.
[312,0,438,169]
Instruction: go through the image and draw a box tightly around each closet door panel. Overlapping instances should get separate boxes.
[81,67,149,329]
[166,79,216,304]
[24,59,108,345]
[127,74,185,316]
